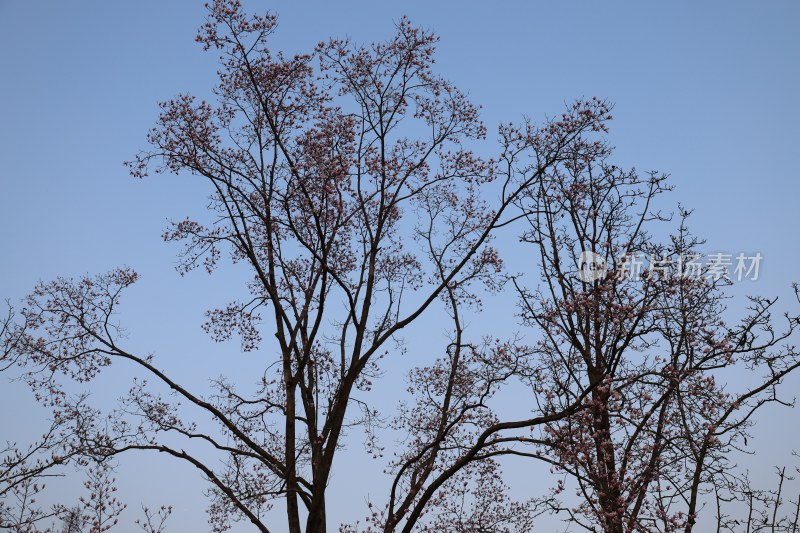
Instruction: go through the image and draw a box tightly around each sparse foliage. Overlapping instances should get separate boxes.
[2,2,799,533]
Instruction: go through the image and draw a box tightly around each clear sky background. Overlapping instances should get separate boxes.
[1,1,799,531]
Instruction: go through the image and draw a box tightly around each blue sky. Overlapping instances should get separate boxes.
[1,1,799,530]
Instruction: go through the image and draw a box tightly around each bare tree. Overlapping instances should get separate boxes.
[73,462,126,533]
[503,130,800,532]
[5,2,798,533]
[710,461,800,533]
[3,311,170,533]
[135,505,172,533]
[1,307,74,533]
[60,507,86,533]
[3,1,611,532]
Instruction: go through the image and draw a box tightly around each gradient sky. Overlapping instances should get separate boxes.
[1,1,799,531]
